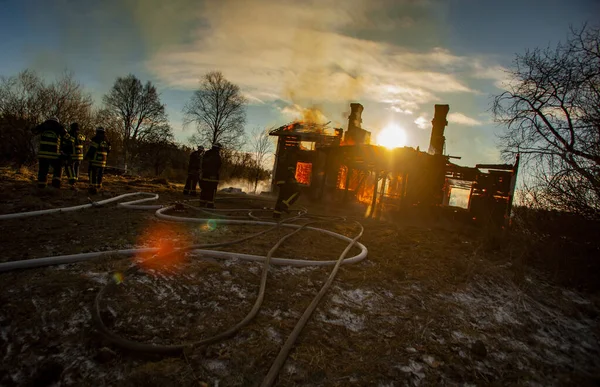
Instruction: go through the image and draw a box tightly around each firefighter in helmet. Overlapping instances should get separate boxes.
[199,142,222,208]
[31,116,68,189]
[183,145,204,195]
[273,165,301,219]
[61,122,87,189]
[85,127,111,194]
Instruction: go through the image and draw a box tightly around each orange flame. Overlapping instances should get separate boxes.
[135,223,189,273]
[356,183,375,205]
[295,162,312,185]
[337,166,348,189]
[336,166,375,205]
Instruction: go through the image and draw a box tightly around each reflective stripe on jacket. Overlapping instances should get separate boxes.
[38,131,61,159]
[62,133,86,161]
[87,138,111,167]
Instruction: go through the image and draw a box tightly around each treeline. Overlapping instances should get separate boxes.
[0,69,271,189]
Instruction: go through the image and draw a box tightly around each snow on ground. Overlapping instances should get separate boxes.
[1,253,599,386]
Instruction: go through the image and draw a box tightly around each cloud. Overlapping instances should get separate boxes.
[391,106,413,114]
[448,112,483,126]
[145,0,494,113]
[414,116,430,129]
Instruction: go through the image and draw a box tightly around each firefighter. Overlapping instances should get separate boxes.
[199,143,222,208]
[62,122,86,189]
[31,116,68,189]
[183,146,204,195]
[85,127,111,194]
[273,165,301,219]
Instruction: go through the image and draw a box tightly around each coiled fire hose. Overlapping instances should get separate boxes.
[0,192,367,386]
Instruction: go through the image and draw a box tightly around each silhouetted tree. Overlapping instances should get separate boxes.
[183,71,247,149]
[493,24,600,219]
[0,70,93,165]
[103,74,169,171]
[250,127,274,192]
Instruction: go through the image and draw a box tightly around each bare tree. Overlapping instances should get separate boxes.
[250,127,274,192]
[183,71,247,149]
[0,69,93,165]
[493,24,600,219]
[103,74,168,171]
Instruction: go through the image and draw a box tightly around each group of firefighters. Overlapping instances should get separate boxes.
[32,116,111,194]
[184,146,300,218]
[31,116,300,217]
[182,144,223,208]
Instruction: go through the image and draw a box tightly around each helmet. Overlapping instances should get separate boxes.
[197,145,204,151]
[213,142,223,149]
[96,127,105,132]
[70,122,80,131]
[48,116,59,123]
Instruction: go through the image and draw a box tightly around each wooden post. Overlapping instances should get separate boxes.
[343,165,351,203]
[376,172,387,219]
[369,170,379,218]
[319,152,329,201]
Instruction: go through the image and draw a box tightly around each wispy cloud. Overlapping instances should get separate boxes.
[414,116,430,129]
[448,112,483,126]
[145,0,499,115]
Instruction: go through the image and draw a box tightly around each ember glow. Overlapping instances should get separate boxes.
[295,162,312,185]
[376,123,407,149]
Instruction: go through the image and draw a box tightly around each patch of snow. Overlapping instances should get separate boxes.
[84,271,108,284]
[229,284,248,299]
[317,307,365,332]
[561,290,591,305]
[284,363,298,375]
[266,327,281,343]
[451,331,474,343]
[422,355,438,367]
[203,359,228,376]
[396,360,425,379]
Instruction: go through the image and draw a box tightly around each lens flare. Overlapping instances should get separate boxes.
[135,223,189,273]
[207,219,217,231]
[112,272,124,284]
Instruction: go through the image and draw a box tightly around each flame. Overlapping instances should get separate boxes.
[135,223,190,273]
[295,162,312,185]
[356,183,375,205]
[337,165,348,189]
[336,166,376,205]
[302,106,327,124]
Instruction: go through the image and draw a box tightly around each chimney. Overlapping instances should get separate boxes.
[347,103,363,132]
[343,103,370,145]
[428,104,449,155]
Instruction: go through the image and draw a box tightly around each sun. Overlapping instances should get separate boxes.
[376,122,407,149]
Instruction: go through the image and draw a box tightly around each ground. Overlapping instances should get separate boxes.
[0,166,599,387]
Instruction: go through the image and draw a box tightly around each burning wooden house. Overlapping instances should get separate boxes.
[270,103,518,226]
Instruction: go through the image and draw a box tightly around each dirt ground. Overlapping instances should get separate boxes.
[0,167,599,387]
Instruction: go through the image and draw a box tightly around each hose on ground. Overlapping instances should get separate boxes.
[93,217,341,354]
[0,191,367,386]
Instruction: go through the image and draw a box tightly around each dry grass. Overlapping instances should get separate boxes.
[1,166,599,386]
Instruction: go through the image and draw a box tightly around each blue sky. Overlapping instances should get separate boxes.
[1,0,598,166]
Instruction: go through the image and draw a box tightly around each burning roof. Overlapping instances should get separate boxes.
[269,121,333,136]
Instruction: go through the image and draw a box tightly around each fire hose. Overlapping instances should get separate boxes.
[0,192,367,386]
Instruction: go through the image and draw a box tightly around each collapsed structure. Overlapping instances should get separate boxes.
[270,103,519,226]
